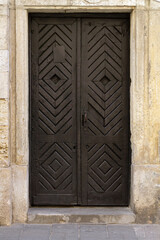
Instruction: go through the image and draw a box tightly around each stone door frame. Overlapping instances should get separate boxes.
[11,1,154,223]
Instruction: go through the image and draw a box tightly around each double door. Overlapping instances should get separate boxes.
[30,14,130,206]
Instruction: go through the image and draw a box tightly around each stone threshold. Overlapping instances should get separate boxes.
[28,207,136,224]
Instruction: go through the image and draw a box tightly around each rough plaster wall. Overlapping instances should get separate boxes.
[0,0,12,225]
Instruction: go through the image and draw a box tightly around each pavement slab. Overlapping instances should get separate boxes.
[0,224,23,240]
[51,224,78,240]
[143,225,160,240]
[80,225,108,240]
[19,224,52,240]
[133,225,146,239]
[0,223,160,240]
[107,225,137,240]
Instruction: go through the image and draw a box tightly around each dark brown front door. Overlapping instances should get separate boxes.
[30,14,130,206]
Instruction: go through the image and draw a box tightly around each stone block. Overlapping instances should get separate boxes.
[71,0,139,6]
[0,0,8,4]
[80,225,107,240]
[16,9,29,165]
[133,165,160,223]
[148,11,160,164]
[16,0,69,5]
[28,207,135,224]
[74,0,145,6]
[0,125,9,167]
[0,50,9,72]
[0,5,9,16]
[0,224,23,239]
[144,225,160,239]
[0,16,8,50]
[0,72,8,98]
[0,99,8,125]
[131,10,150,164]
[0,167,12,225]
[15,0,146,6]
[20,225,51,240]
[51,225,78,240]
[12,165,28,223]
[107,225,136,239]
[150,0,160,9]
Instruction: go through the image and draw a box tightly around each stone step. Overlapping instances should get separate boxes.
[28,207,136,224]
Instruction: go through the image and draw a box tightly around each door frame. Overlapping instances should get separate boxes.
[12,4,144,221]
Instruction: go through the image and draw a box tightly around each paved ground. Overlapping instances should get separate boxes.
[0,224,160,240]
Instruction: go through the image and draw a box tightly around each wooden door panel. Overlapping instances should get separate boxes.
[81,18,130,205]
[30,17,77,205]
[30,15,130,206]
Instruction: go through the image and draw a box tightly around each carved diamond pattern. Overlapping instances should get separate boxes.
[50,159,61,172]
[88,144,122,192]
[100,76,110,86]
[50,74,60,84]
[87,25,123,136]
[38,24,72,135]
[99,160,112,174]
[38,142,72,190]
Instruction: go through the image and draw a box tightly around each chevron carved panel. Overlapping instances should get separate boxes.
[38,23,74,134]
[87,25,123,136]
[88,143,122,193]
[31,18,77,205]
[81,19,130,205]
[38,142,73,192]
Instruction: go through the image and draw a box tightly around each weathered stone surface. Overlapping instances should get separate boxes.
[15,0,146,6]
[0,167,11,225]
[148,11,160,164]
[0,0,8,4]
[72,0,145,6]
[71,0,138,6]
[28,207,135,224]
[16,9,29,165]
[131,10,150,165]
[0,16,8,50]
[0,125,9,167]
[0,99,8,125]
[12,166,28,223]
[133,165,160,223]
[0,72,8,98]
[150,0,160,9]
[0,5,9,16]
[0,50,8,72]
[16,0,69,5]
[9,7,16,166]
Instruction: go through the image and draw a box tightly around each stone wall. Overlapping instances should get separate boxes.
[130,1,160,223]
[0,0,12,225]
[0,0,160,225]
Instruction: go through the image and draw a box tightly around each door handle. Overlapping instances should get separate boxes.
[82,111,88,126]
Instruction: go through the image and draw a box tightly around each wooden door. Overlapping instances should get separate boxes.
[81,18,130,205]
[30,17,77,205]
[30,14,130,206]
